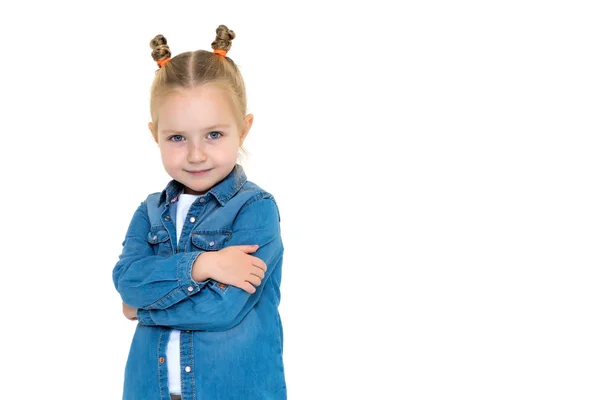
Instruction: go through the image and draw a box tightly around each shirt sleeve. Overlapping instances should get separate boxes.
[112,201,212,310]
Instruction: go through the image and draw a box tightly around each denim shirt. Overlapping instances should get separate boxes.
[112,165,286,399]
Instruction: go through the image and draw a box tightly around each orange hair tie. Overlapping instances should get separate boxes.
[157,57,170,67]
[213,49,227,57]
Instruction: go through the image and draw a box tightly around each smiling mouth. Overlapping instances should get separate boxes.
[186,169,211,175]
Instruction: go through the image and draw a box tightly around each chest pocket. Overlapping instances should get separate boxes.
[147,226,172,257]
[191,230,231,251]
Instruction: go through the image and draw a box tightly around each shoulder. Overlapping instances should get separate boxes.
[238,179,279,209]
[229,179,281,223]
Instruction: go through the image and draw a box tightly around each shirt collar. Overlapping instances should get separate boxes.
[158,164,247,207]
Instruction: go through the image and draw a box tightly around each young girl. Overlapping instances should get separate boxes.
[112,25,286,400]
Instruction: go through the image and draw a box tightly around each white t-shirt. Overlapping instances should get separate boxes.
[167,192,201,395]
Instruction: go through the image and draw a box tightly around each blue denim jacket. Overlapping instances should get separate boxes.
[112,165,286,399]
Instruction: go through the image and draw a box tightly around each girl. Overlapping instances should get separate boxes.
[112,25,286,400]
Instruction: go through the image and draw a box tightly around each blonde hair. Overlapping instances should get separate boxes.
[149,25,249,154]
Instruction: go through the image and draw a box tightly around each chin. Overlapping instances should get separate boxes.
[183,183,211,194]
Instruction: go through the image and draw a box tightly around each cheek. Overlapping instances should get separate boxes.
[159,146,179,165]
[214,144,240,161]
[222,137,242,154]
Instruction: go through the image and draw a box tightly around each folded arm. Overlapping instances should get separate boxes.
[136,196,283,331]
[112,201,211,310]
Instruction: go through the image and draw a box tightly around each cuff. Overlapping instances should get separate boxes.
[137,309,154,325]
[177,250,209,295]
[141,251,209,310]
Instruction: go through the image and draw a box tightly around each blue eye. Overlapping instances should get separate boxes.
[169,135,184,142]
[208,131,222,140]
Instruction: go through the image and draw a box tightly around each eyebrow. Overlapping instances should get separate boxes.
[161,124,232,135]
[203,124,232,131]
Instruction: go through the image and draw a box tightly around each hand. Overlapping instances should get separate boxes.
[192,245,267,294]
[122,302,138,321]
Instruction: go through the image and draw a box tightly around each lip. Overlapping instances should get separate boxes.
[186,169,211,175]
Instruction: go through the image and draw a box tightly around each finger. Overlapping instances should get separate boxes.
[235,245,259,254]
[240,281,257,294]
[245,274,262,287]
[251,266,265,279]
[251,257,267,272]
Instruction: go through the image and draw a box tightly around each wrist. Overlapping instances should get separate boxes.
[192,252,214,282]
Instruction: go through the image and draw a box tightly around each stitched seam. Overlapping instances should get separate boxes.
[190,229,232,235]
[190,231,231,251]
[179,330,184,399]
[145,289,183,310]
[158,330,164,399]
[237,193,274,215]
[190,331,195,399]
[147,309,156,325]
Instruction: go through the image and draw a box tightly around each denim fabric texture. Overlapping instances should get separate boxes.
[113,165,286,399]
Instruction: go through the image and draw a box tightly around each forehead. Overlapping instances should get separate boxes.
[157,85,238,130]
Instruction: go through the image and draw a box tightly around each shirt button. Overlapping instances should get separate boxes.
[185,366,192,373]
[209,241,215,247]
[187,286,194,292]
[153,235,158,241]
[164,216,170,221]
[159,357,165,363]
[189,217,196,223]
[199,198,205,203]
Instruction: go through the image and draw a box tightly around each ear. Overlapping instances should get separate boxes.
[239,114,254,146]
[148,122,158,144]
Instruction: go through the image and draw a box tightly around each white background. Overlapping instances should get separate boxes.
[1,1,599,399]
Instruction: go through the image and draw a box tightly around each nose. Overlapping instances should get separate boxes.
[187,141,207,163]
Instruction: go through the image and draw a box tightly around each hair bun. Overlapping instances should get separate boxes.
[211,25,235,52]
[150,34,171,63]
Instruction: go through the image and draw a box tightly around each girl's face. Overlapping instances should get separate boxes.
[150,85,252,195]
